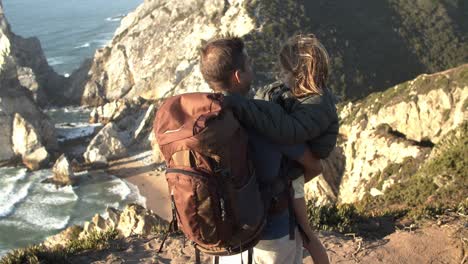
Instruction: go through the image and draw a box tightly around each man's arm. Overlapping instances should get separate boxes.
[224,93,332,144]
[296,148,322,182]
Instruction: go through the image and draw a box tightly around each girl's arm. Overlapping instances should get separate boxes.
[224,92,336,145]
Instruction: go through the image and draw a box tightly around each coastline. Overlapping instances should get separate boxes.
[106,151,172,221]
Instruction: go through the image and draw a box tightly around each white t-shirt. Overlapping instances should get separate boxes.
[292,176,305,199]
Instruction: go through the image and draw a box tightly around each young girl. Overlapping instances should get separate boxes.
[224,34,338,264]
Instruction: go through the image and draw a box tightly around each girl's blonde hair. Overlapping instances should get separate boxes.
[279,34,330,97]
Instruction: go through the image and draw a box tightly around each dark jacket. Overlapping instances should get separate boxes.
[224,82,339,159]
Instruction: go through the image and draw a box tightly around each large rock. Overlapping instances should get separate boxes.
[83,122,128,164]
[0,89,58,168]
[68,0,467,105]
[51,154,76,185]
[84,101,157,164]
[88,97,146,124]
[12,113,50,170]
[0,1,58,168]
[77,204,167,240]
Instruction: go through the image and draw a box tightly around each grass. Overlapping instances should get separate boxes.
[0,229,119,264]
[307,122,467,234]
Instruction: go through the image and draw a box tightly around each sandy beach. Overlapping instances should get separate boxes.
[106,151,172,221]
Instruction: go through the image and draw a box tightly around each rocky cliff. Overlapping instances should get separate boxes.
[0,1,58,169]
[0,0,66,107]
[70,0,467,105]
[304,64,468,206]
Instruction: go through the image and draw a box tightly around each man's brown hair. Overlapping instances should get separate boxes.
[279,34,330,97]
[200,36,246,91]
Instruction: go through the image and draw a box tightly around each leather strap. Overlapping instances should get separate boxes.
[195,247,201,264]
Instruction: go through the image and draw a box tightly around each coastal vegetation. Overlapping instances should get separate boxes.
[0,229,118,264]
[244,0,467,101]
[307,122,468,235]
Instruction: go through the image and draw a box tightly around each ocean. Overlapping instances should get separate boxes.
[3,0,143,75]
[0,0,144,257]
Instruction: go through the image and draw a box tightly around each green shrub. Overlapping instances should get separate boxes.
[307,200,359,233]
[0,229,119,264]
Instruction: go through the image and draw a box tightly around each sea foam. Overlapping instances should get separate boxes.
[0,182,32,218]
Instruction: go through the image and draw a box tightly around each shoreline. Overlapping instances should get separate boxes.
[106,151,172,221]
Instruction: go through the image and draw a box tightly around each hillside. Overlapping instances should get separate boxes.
[68,0,468,105]
[299,64,467,230]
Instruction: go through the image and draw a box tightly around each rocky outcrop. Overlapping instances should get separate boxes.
[72,0,252,105]
[88,97,147,124]
[311,64,468,204]
[50,154,76,185]
[84,100,156,164]
[0,86,57,169]
[0,0,66,107]
[0,0,58,169]
[83,122,128,164]
[44,204,167,249]
[12,113,51,170]
[69,0,467,105]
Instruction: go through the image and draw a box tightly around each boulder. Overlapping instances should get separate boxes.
[89,99,131,124]
[134,104,156,140]
[83,122,128,164]
[12,113,50,170]
[116,204,165,237]
[43,225,83,248]
[150,131,164,164]
[76,204,167,240]
[51,154,76,185]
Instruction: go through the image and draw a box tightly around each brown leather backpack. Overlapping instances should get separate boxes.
[154,93,269,261]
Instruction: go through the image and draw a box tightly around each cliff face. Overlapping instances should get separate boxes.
[0,1,57,169]
[71,0,467,105]
[73,0,255,106]
[304,64,468,204]
[0,0,66,107]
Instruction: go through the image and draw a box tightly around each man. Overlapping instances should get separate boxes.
[199,36,322,264]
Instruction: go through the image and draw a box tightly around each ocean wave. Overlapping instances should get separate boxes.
[20,208,71,230]
[106,15,125,22]
[97,39,112,47]
[46,57,64,66]
[74,42,90,49]
[56,124,101,143]
[0,182,32,218]
[108,177,132,200]
[0,219,30,230]
[0,248,9,258]
[126,180,147,207]
[3,168,28,183]
[38,193,78,206]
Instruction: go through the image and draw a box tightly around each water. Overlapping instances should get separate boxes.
[2,0,143,75]
[0,1,146,257]
[0,168,146,256]
[0,107,146,257]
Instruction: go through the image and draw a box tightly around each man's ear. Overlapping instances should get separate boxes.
[233,70,242,84]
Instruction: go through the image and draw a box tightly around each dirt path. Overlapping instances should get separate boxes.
[69,222,466,264]
[101,151,467,264]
